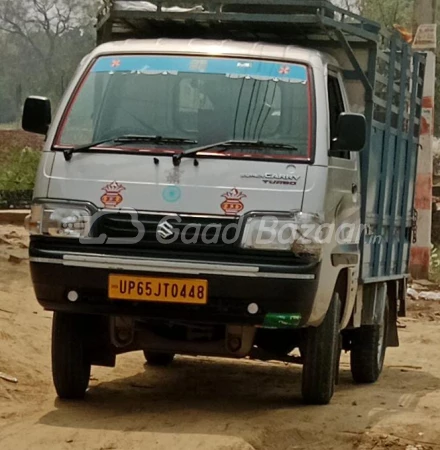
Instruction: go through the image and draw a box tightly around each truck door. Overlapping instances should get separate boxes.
[327,72,361,255]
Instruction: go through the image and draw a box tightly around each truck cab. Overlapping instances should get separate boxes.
[22,0,424,405]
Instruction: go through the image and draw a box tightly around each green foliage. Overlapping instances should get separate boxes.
[358,0,414,29]
[0,148,40,191]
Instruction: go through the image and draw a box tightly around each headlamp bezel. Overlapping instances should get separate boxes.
[240,210,325,257]
[27,199,97,238]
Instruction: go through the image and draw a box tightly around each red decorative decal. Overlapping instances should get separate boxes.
[221,188,247,215]
[111,59,121,68]
[279,65,290,75]
[101,181,126,208]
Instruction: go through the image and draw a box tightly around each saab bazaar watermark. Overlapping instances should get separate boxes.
[74,210,383,246]
[155,215,382,246]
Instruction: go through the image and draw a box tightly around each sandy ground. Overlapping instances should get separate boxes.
[1,225,440,450]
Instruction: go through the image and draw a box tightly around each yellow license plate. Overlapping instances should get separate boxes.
[108,274,208,304]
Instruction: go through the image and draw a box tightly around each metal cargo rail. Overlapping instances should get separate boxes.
[97,0,382,44]
[97,0,426,282]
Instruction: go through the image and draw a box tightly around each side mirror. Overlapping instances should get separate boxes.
[331,113,366,153]
[22,96,52,135]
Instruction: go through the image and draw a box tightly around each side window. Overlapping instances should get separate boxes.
[328,75,349,159]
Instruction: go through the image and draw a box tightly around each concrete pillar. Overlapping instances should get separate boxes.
[410,18,437,278]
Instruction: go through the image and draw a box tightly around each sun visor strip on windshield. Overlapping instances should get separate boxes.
[92,56,308,83]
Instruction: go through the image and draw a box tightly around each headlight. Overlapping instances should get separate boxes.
[241,212,324,260]
[26,202,92,238]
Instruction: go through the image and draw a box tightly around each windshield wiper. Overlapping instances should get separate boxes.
[114,135,197,145]
[62,138,116,161]
[172,140,298,166]
[61,135,198,162]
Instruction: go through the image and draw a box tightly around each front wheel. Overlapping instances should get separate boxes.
[350,301,389,383]
[52,312,91,400]
[301,293,341,405]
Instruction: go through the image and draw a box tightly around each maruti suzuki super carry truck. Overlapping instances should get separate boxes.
[23,0,425,404]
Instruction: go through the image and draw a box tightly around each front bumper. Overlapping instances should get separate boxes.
[30,239,320,326]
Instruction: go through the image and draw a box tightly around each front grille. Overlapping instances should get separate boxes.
[94,212,242,253]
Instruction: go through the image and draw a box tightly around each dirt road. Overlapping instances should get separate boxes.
[1,226,440,450]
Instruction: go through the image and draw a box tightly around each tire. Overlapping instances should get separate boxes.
[143,351,175,367]
[52,312,91,400]
[301,292,341,405]
[350,301,389,384]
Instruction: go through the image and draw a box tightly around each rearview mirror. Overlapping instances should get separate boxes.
[22,96,52,135]
[331,113,366,153]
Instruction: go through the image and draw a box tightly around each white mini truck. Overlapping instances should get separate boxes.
[23,0,425,404]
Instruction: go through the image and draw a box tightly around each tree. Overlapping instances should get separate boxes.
[332,0,414,28]
[0,1,92,83]
[357,0,414,29]
[0,0,98,122]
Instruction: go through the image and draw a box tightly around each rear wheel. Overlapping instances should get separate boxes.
[52,312,91,400]
[301,292,341,405]
[350,300,389,383]
[143,351,175,367]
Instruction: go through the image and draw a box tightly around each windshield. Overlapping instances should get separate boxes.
[56,55,312,159]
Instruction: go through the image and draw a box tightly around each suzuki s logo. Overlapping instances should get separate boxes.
[157,220,175,239]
